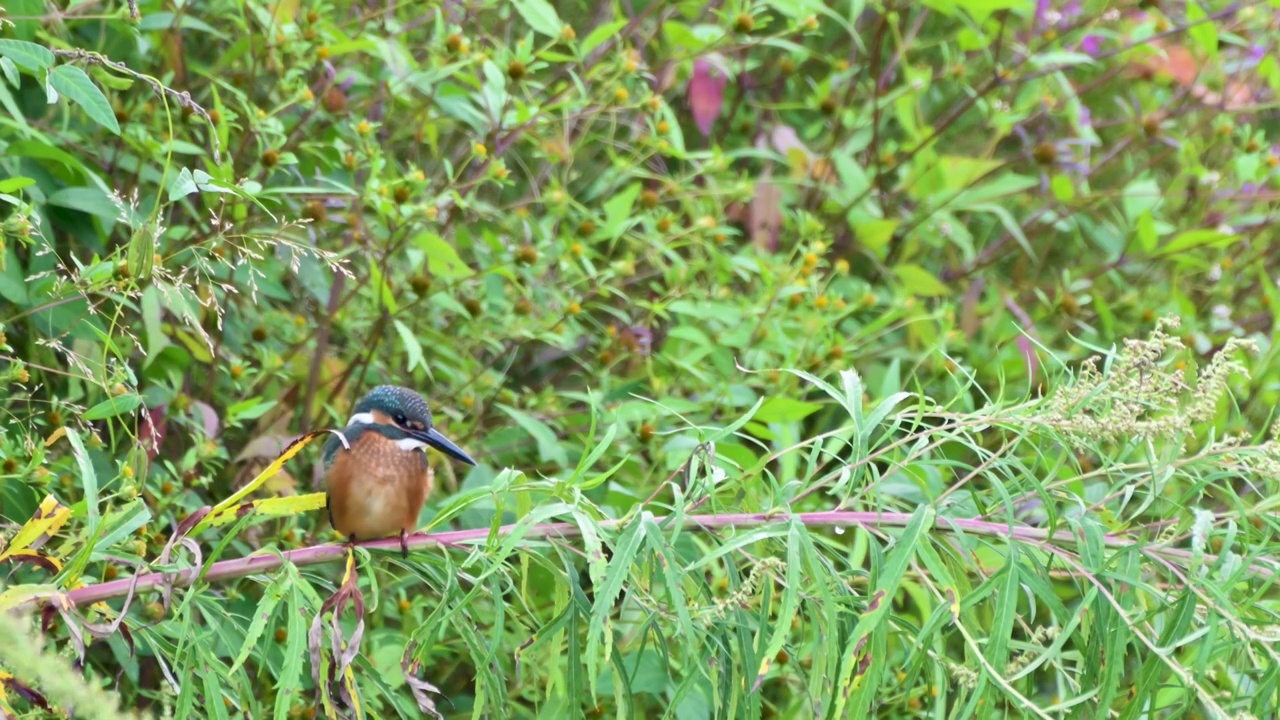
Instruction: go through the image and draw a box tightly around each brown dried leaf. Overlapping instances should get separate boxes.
[750,171,783,252]
[402,644,445,720]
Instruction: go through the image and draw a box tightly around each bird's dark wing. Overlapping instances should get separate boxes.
[321,425,362,470]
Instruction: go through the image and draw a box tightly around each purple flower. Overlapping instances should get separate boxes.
[1035,0,1082,30]
[1079,34,1101,56]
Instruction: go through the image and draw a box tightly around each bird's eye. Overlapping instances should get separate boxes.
[393,412,407,425]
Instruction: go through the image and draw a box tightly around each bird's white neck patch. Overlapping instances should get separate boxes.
[347,412,376,426]
[395,437,428,451]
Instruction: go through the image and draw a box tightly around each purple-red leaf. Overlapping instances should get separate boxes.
[688,58,727,137]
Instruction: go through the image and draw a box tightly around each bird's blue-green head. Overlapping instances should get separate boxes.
[327,385,476,466]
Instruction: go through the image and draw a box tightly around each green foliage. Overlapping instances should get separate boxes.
[2,0,1280,718]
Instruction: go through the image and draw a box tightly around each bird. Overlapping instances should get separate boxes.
[322,385,476,557]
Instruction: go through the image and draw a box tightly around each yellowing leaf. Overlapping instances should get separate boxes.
[198,492,327,530]
[894,264,950,297]
[1,495,71,561]
[0,583,57,613]
[270,0,301,24]
[194,430,334,535]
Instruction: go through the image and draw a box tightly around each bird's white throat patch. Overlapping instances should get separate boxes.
[395,437,429,451]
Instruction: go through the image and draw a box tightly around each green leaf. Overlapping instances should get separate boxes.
[46,65,121,134]
[602,182,641,240]
[580,20,627,55]
[1135,211,1157,253]
[1260,54,1280,93]
[1049,173,1075,202]
[641,515,697,679]
[1163,228,1236,254]
[394,319,427,373]
[0,246,28,305]
[140,285,168,363]
[511,0,562,37]
[414,231,473,279]
[911,155,1002,197]
[587,511,650,699]
[894,263,950,297]
[567,410,618,485]
[1029,51,1096,69]
[951,0,1032,23]
[46,186,121,221]
[0,57,18,87]
[275,581,309,720]
[64,428,100,538]
[169,167,199,201]
[1122,178,1161,222]
[754,397,823,424]
[850,219,897,256]
[753,521,805,690]
[762,0,825,18]
[497,404,568,467]
[230,571,290,673]
[0,177,34,194]
[0,39,54,73]
[1185,2,1217,57]
[224,398,277,424]
[832,504,934,717]
[81,393,143,421]
[93,499,151,551]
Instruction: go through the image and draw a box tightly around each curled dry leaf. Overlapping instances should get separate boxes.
[311,552,367,719]
[402,642,445,720]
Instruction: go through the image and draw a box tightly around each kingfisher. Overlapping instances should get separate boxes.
[322,385,476,556]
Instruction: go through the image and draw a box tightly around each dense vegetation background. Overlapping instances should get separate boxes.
[2,0,1279,717]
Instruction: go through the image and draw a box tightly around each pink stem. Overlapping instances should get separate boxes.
[18,510,1269,611]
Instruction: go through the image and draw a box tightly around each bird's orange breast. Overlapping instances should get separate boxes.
[325,431,434,541]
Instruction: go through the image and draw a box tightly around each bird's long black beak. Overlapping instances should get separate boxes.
[414,426,477,465]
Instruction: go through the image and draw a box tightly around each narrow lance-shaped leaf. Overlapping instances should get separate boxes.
[229,570,291,673]
[585,511,650,701]
[753,520,805,692]
[831,504,934,717]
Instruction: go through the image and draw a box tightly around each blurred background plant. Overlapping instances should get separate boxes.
[1,0,1279,717]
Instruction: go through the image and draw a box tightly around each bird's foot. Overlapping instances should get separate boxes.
[399,529,410,559]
